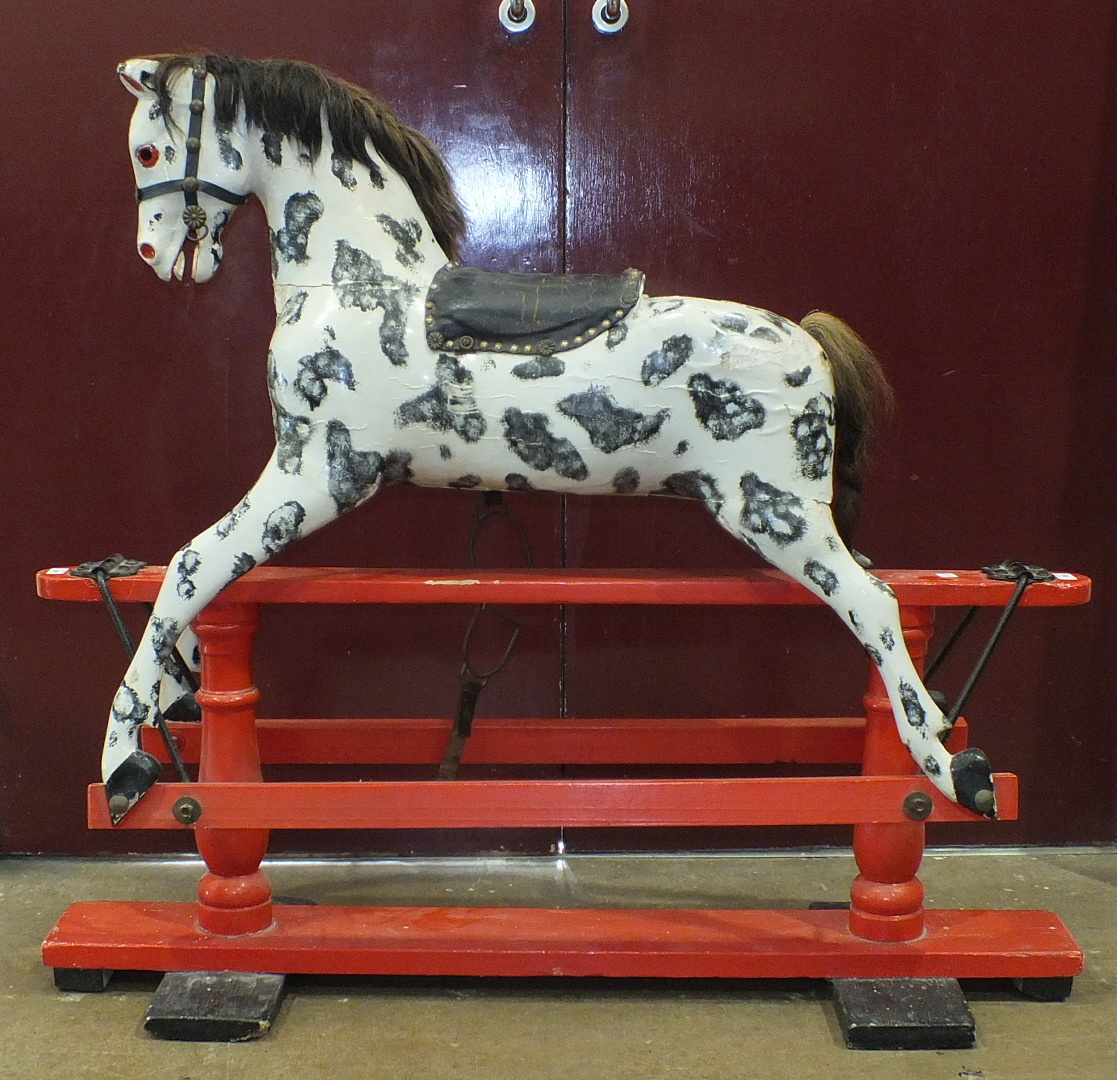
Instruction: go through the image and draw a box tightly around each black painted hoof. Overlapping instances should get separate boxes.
[105,750,162,824]
[950,747,997,819]
[163,694,202,723]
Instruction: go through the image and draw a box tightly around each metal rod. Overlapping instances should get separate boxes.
[925,605,978,680]
[946,577,1031,725]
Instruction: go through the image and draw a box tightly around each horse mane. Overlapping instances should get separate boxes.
[149,54,466,262]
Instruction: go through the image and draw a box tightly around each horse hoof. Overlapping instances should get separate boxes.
[104,750,162,825]
[950,747,997,819]
[163,694,202,723]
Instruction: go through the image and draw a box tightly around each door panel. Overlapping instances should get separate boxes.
[562,0,1117,846]
[0,2,567,853]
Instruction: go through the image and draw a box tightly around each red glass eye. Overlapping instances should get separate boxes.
[136,144,160,168]
[140,243,156,260]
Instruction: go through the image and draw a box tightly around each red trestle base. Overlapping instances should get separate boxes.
[38,565,1092,981]
[44,903,1082,981]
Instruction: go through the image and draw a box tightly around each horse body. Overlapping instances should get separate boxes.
[105,55,996,823]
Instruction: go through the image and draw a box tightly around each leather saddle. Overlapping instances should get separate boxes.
[426,265,645,356]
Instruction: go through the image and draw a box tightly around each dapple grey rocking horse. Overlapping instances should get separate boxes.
[105,54,996,823]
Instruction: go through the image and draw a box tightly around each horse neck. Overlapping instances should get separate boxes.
[246,127,449,289]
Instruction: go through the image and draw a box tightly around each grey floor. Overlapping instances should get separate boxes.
[1,849,1114,1079]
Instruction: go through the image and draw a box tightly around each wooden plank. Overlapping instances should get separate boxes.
[44,903,1083,981]
[144,715,956,766]
[38,566,1091,608]
[86,773,1018,830]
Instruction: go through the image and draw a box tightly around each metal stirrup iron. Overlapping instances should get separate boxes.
[437,492,534,780]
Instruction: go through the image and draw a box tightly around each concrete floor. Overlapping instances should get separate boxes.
[0,849,1114,1079]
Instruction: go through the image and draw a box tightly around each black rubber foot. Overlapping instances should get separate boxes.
[1013,975,1074,1002]
[144,971,286,1042]
[54,968,113,992]
[104,750,163,824]
[831,977,976,1050]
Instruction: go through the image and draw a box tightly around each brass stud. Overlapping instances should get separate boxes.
[480,341,489,348]
[172,796,204,825]
[588,328,597,336]
[561,341,570,348]
[494,343,504,350]
[574,336,583,344]
[445,340,456,349]
[510,345,520,352]
[602,319,612,327]
[426,315,434,324]
[427,301,435,308]
[902,791,933,821]
[615,309,624,318]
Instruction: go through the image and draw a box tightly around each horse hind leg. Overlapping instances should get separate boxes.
[708,486,997,817]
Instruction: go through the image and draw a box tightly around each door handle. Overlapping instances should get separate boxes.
[592,0,629,33]
[499,0,536,33]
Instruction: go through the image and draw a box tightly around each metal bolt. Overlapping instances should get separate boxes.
[107,794,130,819]
[172,796,204,825]
[974,789,996,814]
[903,791,934,820]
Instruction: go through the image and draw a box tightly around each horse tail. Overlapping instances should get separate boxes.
[800,311,894,546]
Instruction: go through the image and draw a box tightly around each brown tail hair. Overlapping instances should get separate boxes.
[800,311,894,546]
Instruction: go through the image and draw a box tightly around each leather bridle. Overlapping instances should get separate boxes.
[135,66,248,241]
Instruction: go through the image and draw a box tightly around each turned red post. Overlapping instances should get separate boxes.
[849,605,934,942]
[192,600,273,935]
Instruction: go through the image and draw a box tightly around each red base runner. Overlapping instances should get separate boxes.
[45,902,1081,981]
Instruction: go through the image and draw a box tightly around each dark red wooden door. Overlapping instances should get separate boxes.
[0,2,570,854]
[561,0,1117,848]
[1,2,1113,853]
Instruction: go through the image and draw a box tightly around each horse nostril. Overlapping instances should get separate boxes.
[140,243,156,260]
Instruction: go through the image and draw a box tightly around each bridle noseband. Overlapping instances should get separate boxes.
[135,66,248,241]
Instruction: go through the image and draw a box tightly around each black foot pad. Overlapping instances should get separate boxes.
[54,968,113,992]
[104,750,163,824]
[831,977,976,1050]
[1014,975,1074,1002]
[144,971,286,1042]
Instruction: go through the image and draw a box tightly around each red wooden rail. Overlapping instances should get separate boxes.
[85,774,1019,831]
[37,564,1091,607]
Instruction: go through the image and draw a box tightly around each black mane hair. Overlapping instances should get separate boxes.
[149,54,466,261]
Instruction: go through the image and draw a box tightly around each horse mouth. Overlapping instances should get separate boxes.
[172,241,199,282]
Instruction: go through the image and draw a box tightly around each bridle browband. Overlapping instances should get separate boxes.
[135,66,248,241]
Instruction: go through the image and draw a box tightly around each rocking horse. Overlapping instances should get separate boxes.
[106,53,997,824]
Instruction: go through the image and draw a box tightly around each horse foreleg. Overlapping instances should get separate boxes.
[103,458,351,822]
[712,492,997,817]
[155,626,202,721]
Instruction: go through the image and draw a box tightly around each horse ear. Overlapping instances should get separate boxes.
[118,59,157,98]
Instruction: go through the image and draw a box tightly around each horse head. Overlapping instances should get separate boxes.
[119,58,250,283]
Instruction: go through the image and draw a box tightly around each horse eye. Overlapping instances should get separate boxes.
[136,144,160,168]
